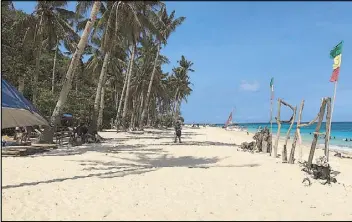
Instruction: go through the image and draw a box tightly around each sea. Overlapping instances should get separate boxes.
[213,122,352,151]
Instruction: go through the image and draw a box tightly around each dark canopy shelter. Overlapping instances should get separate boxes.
[1,79,48,129]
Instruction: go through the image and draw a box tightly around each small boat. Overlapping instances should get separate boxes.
[223,109,245,131]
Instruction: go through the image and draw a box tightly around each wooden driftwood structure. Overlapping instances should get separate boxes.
[307,98,330,168]
[289,100,305,164]
[288,98,332,164]
[324,98,332,161]
[273,99,282,158]
[273,98,296,160]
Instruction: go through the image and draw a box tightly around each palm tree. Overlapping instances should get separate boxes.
[140,7,185,129]
[13,13,38,93]
[172,55,194,120]
[51,1,101,127]
[89,1,125,133]
[118,1,163,129]
[22,1,78,105]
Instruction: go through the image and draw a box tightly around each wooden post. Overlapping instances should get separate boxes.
[282,105,297,163]
[270,97,273,155]
[324,98,332,160]
[289,100,305,164]
[307,98,328,168]
[273,98,281,158]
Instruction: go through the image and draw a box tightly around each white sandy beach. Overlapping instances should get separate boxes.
[2,126,352,220]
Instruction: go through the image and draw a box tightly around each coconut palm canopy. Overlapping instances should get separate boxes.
[1,1,194,137]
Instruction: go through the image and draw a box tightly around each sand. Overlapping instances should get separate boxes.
[2,126,352,220]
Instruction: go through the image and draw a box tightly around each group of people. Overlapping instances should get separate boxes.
[308,132,352,142]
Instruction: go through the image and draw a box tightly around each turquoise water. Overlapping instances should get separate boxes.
[215,122,352,151]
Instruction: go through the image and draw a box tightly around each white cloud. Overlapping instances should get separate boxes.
[239,80,260,92]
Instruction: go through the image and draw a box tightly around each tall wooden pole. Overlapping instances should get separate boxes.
[273,99,281,158]
[270,98,273,145]
[270,88,273,155]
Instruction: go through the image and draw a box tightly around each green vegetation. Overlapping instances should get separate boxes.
[1,1,194,132]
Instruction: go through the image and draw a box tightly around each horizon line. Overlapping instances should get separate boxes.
[185,121,352,125]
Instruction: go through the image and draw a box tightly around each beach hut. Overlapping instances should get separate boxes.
[1,79,48,129]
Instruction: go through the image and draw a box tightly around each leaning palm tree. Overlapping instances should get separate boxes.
[140,7,185,128]
[51,1,102,127]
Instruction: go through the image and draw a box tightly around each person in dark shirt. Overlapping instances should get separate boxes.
[174,119,182,143]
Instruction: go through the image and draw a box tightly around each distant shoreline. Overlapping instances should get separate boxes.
[185,121,352,125]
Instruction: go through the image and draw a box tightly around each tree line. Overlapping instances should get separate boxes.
[1,1,194,134]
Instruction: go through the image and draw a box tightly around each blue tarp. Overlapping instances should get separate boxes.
[62,113,73,118]
[1,79,39,113]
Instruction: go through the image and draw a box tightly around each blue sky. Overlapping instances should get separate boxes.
[13,1,352,123]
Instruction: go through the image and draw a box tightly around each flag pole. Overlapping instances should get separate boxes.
[326,80,338,161]
[326,40,343,162]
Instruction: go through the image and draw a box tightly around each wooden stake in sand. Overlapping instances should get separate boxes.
[282,103,296,163]
[273,98,281,158]
[269,77,274,155]
[289,100,305,164]
[307,98,328,168]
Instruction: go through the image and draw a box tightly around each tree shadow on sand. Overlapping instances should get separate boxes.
[28,143,167,157]
[2,154,223,189]
[160,141,237,147]
[125,135,192,140]
[2,166,156,190]
[2,150,261,190]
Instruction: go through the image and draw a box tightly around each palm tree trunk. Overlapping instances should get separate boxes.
[137,92,144,127]
[18,75,25,93]
[75,74,78,94]
[115,90,119,111]
[122,43,136,126]
[129,98,136,130]
[176,99,181,118]
[51,1,101,127]
[90,51,110,133]
[115,66,130,129]
[51,38,59,94]
[32,13,44,106]
[97,83,106,131]
[172,88,179,120]
[140,44,160,128]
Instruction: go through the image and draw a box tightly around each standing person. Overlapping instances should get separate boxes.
[174,118,182,143]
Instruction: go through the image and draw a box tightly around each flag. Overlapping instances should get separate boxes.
[270,77,274,100]
[330,41,343,82]
[225,112,232,128]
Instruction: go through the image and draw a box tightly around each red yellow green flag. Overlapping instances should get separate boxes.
[330,41,343,82]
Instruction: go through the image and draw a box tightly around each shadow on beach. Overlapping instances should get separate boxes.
[2,154,228,189]
[26,143,166,157]
[160,141,237,147]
